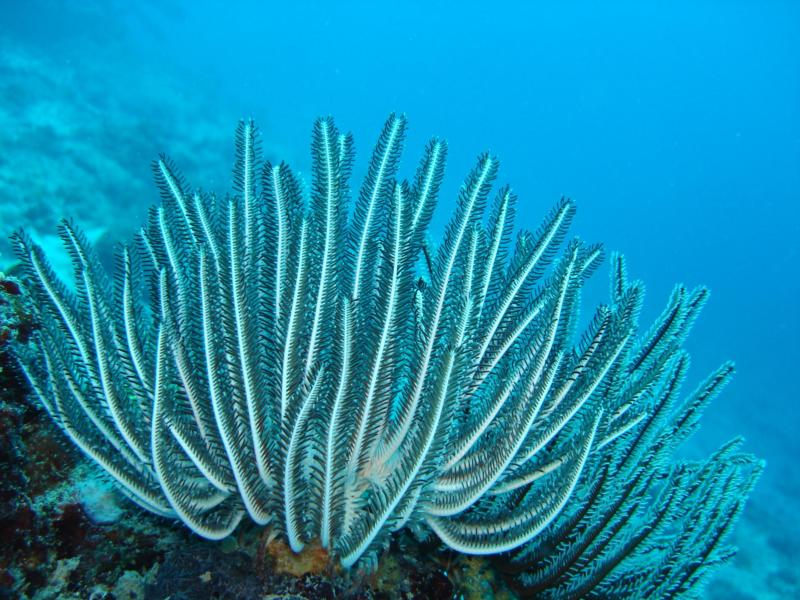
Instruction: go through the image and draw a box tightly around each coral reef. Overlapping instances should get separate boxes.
[0,31,233,277]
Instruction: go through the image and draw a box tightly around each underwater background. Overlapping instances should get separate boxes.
[1,1,797,598]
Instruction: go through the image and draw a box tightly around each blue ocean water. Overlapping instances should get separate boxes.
[3,0,798,597]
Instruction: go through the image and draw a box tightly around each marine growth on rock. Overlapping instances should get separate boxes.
[12,114,761,597]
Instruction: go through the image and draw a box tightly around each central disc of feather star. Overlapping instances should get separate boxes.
[14,114,748,576]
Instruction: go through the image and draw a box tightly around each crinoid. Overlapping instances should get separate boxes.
[12,114,761,596]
